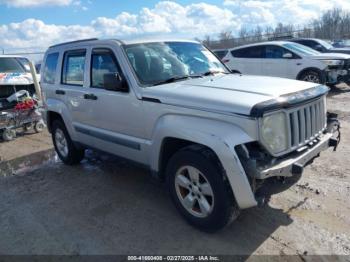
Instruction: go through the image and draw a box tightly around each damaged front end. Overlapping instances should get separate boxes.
[236,112,340,192]
[325,59,350,85]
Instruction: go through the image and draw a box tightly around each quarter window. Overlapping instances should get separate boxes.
[91,49,119,89]
[43,53,59,84]
[62,50,86,86]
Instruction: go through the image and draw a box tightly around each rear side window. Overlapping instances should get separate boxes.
[91,49,120,89]
[62,50,86,86]
[42,53,59,84]
[214,50,228,59]
[231,46,263,58]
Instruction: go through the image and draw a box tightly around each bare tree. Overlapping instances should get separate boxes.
[202,7,350,49]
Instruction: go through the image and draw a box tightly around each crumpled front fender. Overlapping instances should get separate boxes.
[150,114,258,209]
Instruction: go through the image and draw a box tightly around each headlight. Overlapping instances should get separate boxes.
[321,59,344,66]
[260,112,288,154]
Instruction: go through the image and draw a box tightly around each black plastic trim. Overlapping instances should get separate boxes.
[141,97,162,103]
[74,126,141,150]
[50,38,98,48]
[250,85,329,117]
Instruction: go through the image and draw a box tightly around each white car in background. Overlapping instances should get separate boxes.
[0,55,37,110]
[215,41,350,85]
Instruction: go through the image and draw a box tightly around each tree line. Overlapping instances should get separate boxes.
[203,8,350,49]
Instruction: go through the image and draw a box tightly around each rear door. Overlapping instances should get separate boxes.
[59,48,95,147]
[228,46,264,75]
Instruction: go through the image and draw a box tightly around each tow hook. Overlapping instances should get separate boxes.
[327,112,341,151]
[292,163,304,175]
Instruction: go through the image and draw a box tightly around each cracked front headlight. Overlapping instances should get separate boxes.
[322,59,345,66]
[260,112,288,155]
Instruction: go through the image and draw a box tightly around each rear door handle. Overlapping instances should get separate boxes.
[55,90,65,95]
[84,93,98,100]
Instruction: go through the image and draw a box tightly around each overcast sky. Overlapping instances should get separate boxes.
[1,0,349,52]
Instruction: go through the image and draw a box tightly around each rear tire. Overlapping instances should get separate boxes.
[298,70,322,84]
[2,129,16,141]
[166,145,240,232]
[34,120,45,133]
[52,120,84,165]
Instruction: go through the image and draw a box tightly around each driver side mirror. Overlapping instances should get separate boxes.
[282,53,293,59]
[103,72,128,92]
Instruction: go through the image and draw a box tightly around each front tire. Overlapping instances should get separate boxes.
[298,70,322,83]
[166,145,240,232]
[52,120,84,165]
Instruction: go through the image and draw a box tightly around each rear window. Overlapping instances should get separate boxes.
[213,50,228,59]
[231,46,264,58]
[42,53,59,84]
[62,50,86,86]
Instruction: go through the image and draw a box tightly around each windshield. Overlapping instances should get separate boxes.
[0,57,28,73]
[123,42,228,86]
[283,42,320,56]
[318,39,333,49]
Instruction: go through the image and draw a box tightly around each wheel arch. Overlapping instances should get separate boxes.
[296,67,325,83]
[44,98,76,139]
[149,114,258,209]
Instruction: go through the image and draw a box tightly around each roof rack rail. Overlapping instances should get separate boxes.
[268,35,294,41]
[49,38,98,48]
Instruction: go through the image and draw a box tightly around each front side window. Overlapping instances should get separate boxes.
[264,45,288,59]
[91,49,119,88]
[43,52,59,84]
[123,42,228,86]
[62,50,86,86]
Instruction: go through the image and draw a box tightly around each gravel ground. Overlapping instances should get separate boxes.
[0,85,349,258]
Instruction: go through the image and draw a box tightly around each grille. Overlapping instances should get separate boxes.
[288,97,326,149]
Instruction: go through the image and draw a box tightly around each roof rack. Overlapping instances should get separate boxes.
[49,38,98,48]
[268,35,294,41]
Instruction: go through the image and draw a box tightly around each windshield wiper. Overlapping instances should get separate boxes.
[201,70,228,76]
[153,74,203,86]
[153,76,190,86]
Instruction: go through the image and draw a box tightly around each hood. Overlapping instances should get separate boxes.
[311,52,350,60]
[326,48,350,55]
[0,73,34,85]
[141,74,320,116]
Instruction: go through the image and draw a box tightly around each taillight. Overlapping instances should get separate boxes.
[222,59,230,63]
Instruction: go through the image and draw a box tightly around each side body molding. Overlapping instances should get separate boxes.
[149,114,258,209]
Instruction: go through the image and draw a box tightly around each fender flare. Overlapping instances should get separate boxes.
[45,98,77,140]
[149,114,258,209]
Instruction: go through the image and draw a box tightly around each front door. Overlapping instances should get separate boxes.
[74,46,146,163]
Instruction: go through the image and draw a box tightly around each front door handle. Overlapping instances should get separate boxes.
[55,90,65,95]
[84,93,98,100]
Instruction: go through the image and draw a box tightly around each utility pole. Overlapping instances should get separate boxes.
[0,47,4,55]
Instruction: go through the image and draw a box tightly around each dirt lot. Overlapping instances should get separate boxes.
[0,86,349,258]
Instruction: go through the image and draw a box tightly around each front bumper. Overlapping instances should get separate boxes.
[326,69,349,84]
[256,116,340,179]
